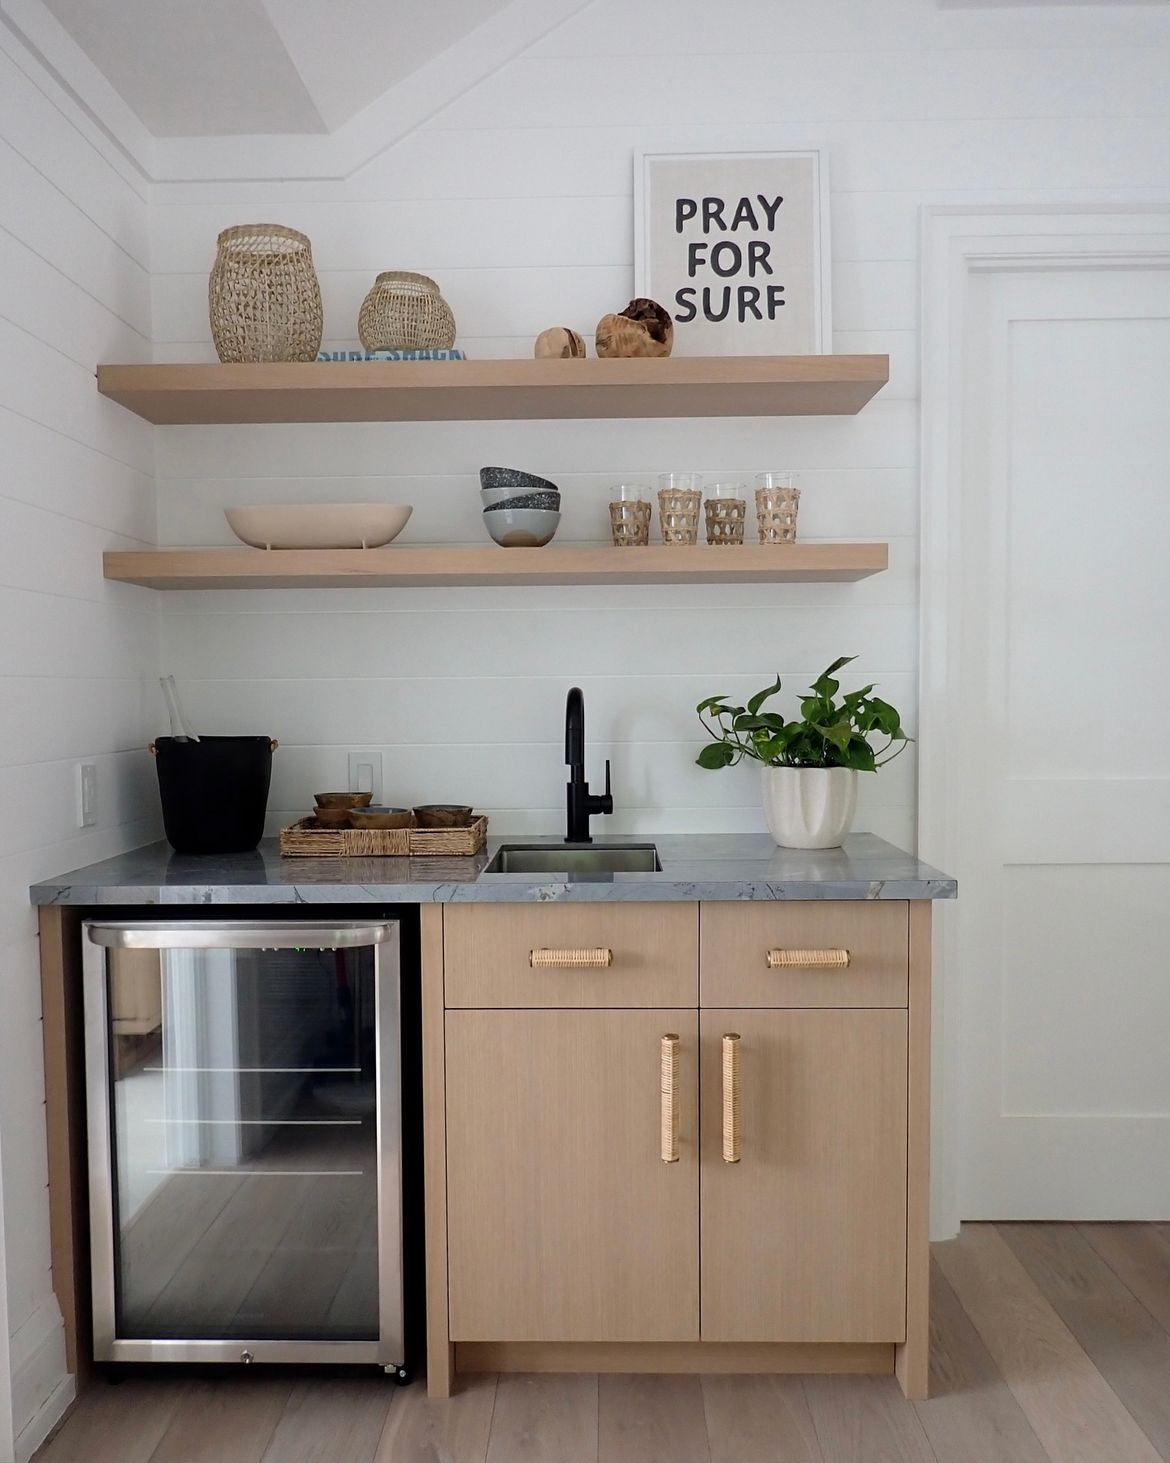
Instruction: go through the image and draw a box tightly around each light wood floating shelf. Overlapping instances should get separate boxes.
[95,355,889,425]
[103,543,888,590]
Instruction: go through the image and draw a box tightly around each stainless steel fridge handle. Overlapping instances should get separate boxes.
[86,920,395,950]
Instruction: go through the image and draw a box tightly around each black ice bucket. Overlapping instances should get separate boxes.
[151,735,278,855]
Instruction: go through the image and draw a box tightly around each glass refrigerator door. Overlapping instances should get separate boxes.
[84,922,399,1360]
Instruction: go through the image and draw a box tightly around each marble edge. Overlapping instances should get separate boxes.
[31,877,958,906]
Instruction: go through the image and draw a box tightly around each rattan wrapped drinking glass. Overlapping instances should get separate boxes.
[358,272,456,351]
[755,472,801,543]
[705,483,748,546]
[609,485,652,547]
[657,474,703,545]
[208,224,323,363]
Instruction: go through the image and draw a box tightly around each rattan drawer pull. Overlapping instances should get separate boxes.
[660,1035,679,1164]
[766,947,851,970]
[529,947,613,969]
[722,1034,741,1163]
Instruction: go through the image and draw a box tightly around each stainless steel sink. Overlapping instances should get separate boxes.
[484,843,661,874]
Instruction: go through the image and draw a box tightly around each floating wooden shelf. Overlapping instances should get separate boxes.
[96,355,888,425]
[103,543,888,590]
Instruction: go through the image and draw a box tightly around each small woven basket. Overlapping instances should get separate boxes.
[609,499,652,547]
[706,497,747,546]
[658,488,702,545]
[756,485,801,544]
[208,224,323,363]
[358,272,456,351]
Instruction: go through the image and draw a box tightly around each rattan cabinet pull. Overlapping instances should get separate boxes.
[766,947,850,970]
[722,1033,741,1164]
[660,1035,680,1163]
[529,947,613,969]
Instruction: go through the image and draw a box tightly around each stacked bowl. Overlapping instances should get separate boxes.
[480,467,561,547]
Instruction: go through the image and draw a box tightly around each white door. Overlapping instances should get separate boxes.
[959,265,1170,1217]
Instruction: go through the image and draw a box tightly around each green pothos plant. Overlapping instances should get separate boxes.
[695,657,910,773]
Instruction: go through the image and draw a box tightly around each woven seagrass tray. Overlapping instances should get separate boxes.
[279,814,488,858]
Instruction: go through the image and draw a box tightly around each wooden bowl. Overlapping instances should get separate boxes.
[348,806,413,830]
[312,806,353,828]
[314,791,373,809]
[413,804,474,829]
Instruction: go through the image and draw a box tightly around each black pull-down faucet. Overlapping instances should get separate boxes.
[564,687,613,843]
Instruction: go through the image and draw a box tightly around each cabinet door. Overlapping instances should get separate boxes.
[446,1009,699,1341]
[701,1009,907,1342]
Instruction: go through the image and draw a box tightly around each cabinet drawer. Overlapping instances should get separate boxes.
[445,903,698,1008]
[700,902,907,1007]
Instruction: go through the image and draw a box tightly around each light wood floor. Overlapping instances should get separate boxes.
[36,1223,1170,1463]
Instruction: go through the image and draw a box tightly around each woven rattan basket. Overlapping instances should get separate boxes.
[280,814,488,858]
[358,272,456,351]
[209,224,323,363]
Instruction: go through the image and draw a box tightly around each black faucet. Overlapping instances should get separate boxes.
[565,687,613,843]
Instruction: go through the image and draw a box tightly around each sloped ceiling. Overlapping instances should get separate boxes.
[39,0,516,136]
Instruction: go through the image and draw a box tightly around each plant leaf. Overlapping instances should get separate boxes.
[734,712,788,733]
[696,742,737,770]
[746,675,783,716]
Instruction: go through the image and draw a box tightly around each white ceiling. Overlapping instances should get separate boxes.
[39,0,515,136]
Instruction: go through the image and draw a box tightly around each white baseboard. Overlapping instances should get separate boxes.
[14,1374,73,1463]
[8,1299,71,1463]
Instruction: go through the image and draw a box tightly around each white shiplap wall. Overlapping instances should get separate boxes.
[0,32,159,1458]
[149,0,1170,847]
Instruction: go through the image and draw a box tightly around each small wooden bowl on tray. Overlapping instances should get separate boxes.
[312,806,353,828]
[314,791,373,810]
[348,806,412,830]
[413,804,474,829]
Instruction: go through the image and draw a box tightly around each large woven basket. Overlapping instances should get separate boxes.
[209,224,323,363]
[358,272,456,351]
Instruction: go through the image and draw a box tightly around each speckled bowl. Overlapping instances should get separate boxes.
[482,506,560,547]
[483,491,561,512]
[480,466,558,496]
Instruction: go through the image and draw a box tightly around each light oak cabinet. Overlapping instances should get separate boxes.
[699,1009,907,1342]
[423,899,932,1400]
[446,1009,699,1341]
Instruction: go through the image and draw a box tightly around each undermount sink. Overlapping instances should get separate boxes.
[484,843,661,875]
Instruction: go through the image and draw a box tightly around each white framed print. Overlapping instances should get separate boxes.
[633,149,831,356]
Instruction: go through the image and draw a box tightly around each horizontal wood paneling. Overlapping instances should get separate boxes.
[0,38,158,1450]
[145,6,1170,854]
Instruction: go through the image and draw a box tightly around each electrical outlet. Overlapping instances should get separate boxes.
[76,761,98,828]
[347,751,383,804]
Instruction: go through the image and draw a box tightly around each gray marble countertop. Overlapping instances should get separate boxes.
[30,833,955,906]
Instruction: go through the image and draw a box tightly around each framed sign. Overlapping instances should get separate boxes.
[634,149,831,356]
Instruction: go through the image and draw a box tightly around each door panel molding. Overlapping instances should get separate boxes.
[918,204,1170,1236]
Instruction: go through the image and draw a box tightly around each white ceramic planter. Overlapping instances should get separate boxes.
[761,765,858,849]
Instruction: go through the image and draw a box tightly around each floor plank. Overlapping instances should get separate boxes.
[36,1377,187,1463]
[913,1259,1049,1463]
[803,1375,936,1463]
[598,1374,709,1463]
[148,1378,291,1463]
[702,1374,822,1463]
[1000,1222,1170,1462]
[258,1378,394,1463]
[936,1224,1162,1463]
[1079,1223,1170,1337]
[485,1373,598,1463]
[374,1373,497,1463]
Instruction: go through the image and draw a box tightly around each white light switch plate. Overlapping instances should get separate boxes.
[347,751,383,804]
[76,761,98,827]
